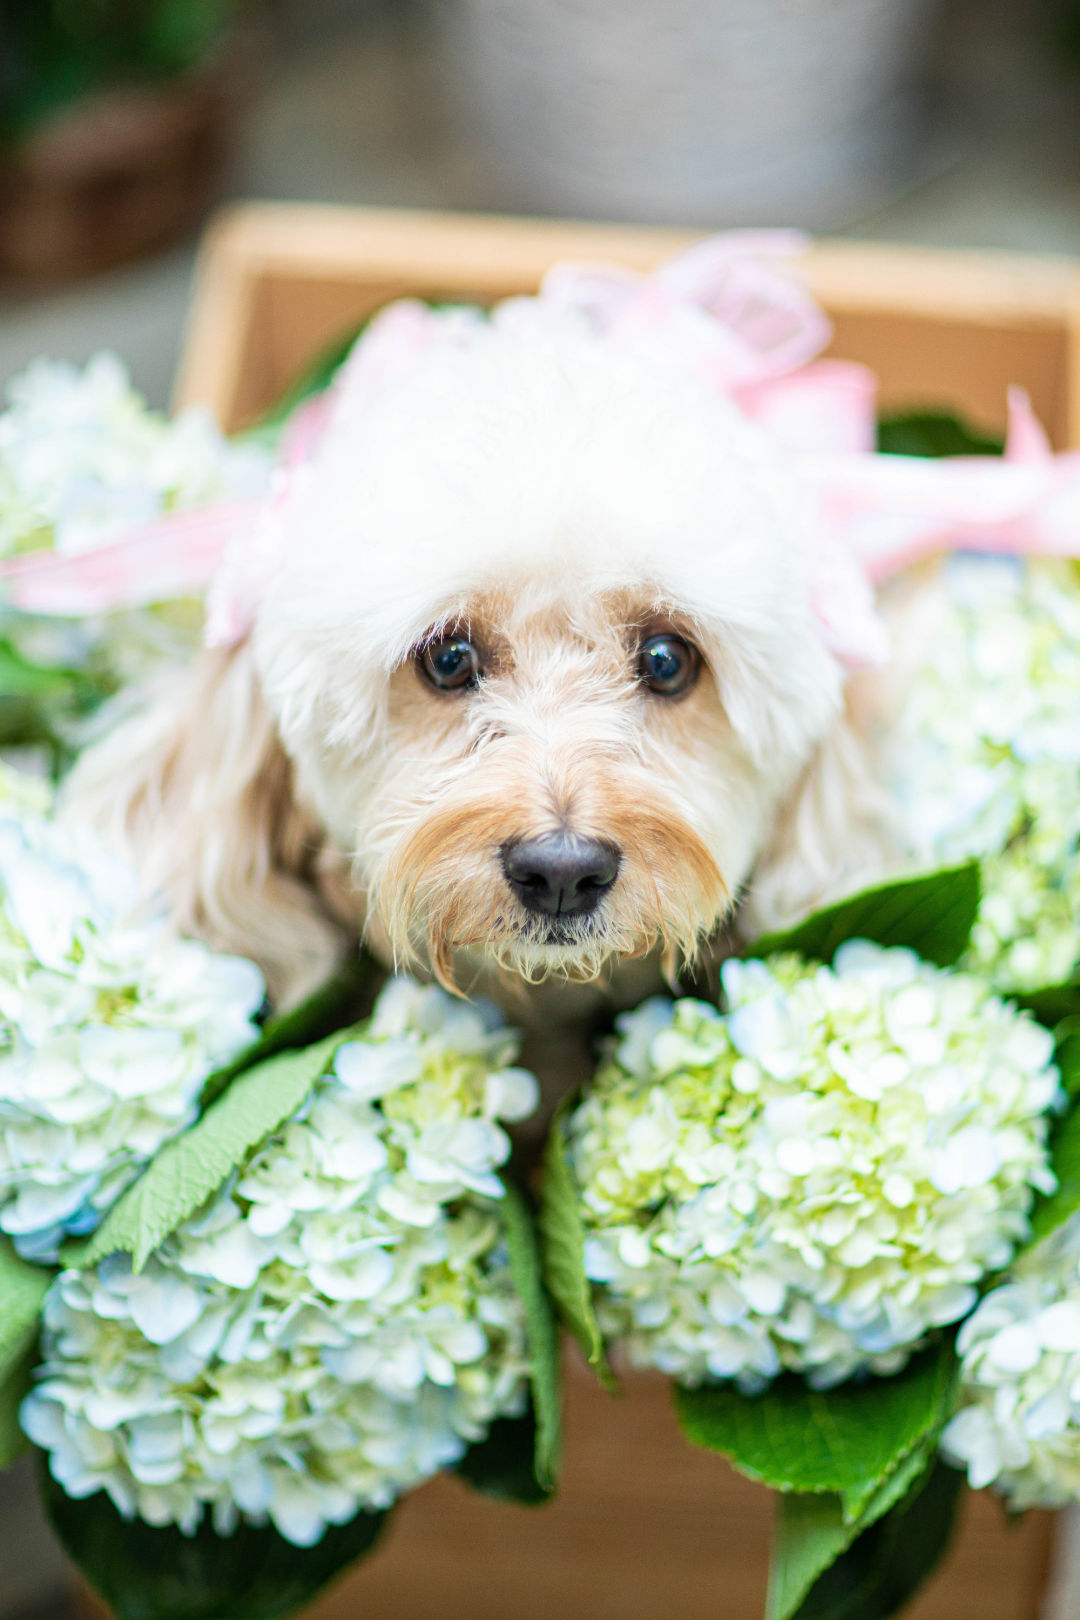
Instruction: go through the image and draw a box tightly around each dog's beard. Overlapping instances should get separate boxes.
[369,782,729,992]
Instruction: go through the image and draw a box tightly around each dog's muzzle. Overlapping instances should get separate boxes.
[501,833,620,919]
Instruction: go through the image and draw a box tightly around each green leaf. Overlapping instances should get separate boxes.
[993,1026,1080,1260]
[455,1409,550,1506]
[770,1493,852,1620]
[0,635,102,757]
[200,955,381,1108]
[876,410,1003,459]
[786,1459,963,1620]
[0,1237,51,1384]
[1055,1021,1080,1100]
[0,640,78,697]
[1015,980,1080,1029]
[766,1438,936,1620]
[42,1466,386,1620]
[501,1183,562,1492]
[1010,1023,1080,1255]
[1024,1104,1080,1252]
[538,1103,615,1390]
[0,1238,51,1471]
[0,1339,39,1469]
[674,1339,956,1510]
[750,863,981,970]
[72,1026,362,1271]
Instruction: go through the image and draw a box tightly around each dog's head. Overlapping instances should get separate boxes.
[76,305,886,1004]
[254,314,843,991]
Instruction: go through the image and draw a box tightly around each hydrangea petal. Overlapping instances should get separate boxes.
[568,942,1058,1390]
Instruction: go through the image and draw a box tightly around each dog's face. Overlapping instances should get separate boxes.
[333,586,741,988]
[253,315,844,990]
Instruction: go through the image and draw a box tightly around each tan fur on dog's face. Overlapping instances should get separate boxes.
[353,587,741,990]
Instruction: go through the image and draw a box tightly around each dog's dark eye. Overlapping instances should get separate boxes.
[638,634,700,697]
[420,636,482,691]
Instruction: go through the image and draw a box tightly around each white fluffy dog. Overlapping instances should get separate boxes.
[71,293,892,1061]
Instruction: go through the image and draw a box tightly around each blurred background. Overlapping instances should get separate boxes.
[0,1,1078,1615]
[0,0,1077,409]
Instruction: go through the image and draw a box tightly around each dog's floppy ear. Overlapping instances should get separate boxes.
[740,689,899,938]
[64,641,349,1006]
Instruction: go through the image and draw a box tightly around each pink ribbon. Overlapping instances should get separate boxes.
[805,388,1080,588]
[2,234,1077,677]
[0,500,261,618]
[0,391,330,626]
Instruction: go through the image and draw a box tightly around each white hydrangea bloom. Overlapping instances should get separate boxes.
[0,353,268,559]
[886,556,1080,991]
[942,1212,1080,1507]
[0,353,271,706]
[0,790,265,1261]
[22,979,538,1546]
[567,943,1060,1391]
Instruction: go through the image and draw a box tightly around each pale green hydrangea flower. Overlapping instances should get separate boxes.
[22,979,539,1547]
[942,1212,1080,1508]
[567,943,1060,1391]
[887,556,1080,991]
[0,784,265,1261]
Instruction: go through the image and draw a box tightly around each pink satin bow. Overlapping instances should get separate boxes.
[2,234,1077,678]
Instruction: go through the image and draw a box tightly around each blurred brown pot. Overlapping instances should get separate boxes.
[0,45,256,283]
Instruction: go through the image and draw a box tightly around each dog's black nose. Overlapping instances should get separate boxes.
[502,834,620,917]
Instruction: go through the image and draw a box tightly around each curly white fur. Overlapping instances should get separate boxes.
[69,309,894,1015]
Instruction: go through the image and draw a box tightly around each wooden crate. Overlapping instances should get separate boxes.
[167,202,1073,1620]
[175,202,1080,447]
[293,1353,1054,1620]
[74,1353,1053,1620]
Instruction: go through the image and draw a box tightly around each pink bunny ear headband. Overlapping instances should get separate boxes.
[2,233,1078,675]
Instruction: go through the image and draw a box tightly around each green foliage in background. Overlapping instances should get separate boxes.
[0,0,246,143]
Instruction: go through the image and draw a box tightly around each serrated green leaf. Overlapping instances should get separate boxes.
[200,955,381,1108]
[766,1437,936,1620]
[787,1459,963,1620]
[675,1340,955,1508]
[455,1409,550,1505]
[750,864,980,970]
[42,1464,386,1620]
[61,964,382,1271]
[538,1103,614,1389]
[501,1183,562,1492]
[73,1027,361,1271]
